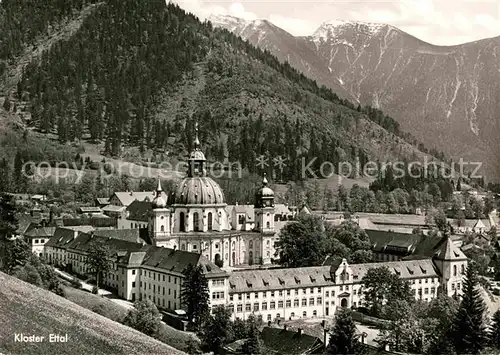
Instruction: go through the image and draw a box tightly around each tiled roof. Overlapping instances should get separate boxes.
[345,259,439,280]
[274,203,293,216]
[127,200,152,222]
[260,327,323,355]
[113,191,166,207]
[102,205,126,213]
[95,197,110,205]
[46,229,226,277]
[366,229,421,254]
[24,227,57,239]
[229,258,440,294]
[79,207,102,213]
[228,266,332,293]
[93,229,147,244]
[433,237,468,261]
[232,204,255,221]
[62,217,117,228]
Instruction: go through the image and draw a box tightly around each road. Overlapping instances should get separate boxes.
[54,268,134,310]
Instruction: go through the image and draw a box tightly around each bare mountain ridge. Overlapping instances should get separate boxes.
[209,15,500,179]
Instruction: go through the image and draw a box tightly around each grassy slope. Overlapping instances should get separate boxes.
[62,284,197,352]
[0,272,186,355]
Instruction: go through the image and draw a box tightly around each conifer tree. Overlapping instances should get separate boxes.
[490,310,500,349]
[0,193,19,239]
[200,305,233,354]
[181,263,210,332]
[327,309,360,355]
[452,262,488,354]
[242,314,263,354]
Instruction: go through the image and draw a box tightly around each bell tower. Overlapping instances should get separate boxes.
[254,173,275,233]
[149,178,170,242]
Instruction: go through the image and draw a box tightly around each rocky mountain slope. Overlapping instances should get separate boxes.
[0,1,441,185]
[209,15,500,179]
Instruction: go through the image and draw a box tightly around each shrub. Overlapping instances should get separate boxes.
[71,278,82,289]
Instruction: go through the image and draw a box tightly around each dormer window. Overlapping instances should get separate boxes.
[278,277,285,286]
[309,275,316,283]
[294,276,301,284]
[246,280,253,288]
[263,279,269,286]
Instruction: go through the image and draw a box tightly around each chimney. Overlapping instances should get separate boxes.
[283,324,287,331]
[297,328,302,336]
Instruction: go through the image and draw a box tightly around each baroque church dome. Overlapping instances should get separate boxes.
[170,122,225,206]
[171,176,225,205]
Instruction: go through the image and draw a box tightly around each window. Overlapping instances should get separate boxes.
[208,212,213,231]
[317,297,322,305]
[453,265,457,276]
[132,270,136,275]
[35,239,39,244]
[262,302,268,310]
[160,225,164,232]
[271,291,275,297]
[309,298,314,306]
[193,212,200,232]
[266,221,270,229]
[132,282,136,287]
[238,294,242,301]
[237,305,242,312]
[238,215,245,224]
[425,288,429,294]
[294,299,299,307]
[249,240,253,249]
[326,291,329,297]
[246,304,251,311]
[317,288,321,293]
[279,290,283,296]
[267,314,272,321]
[461,264,465,274]
[179,212,185,232]
[286,300,291,307]
[303,311,307,317]
[254,303,259,311]
[278,301,283,308]
[302,299,307,306]
[313,310,317,317]
[270,301,276,309]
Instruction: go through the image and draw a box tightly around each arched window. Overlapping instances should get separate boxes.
[303,311,307,317]
[193,212,200,232]
[453,265,457,276]
[179,212,185,232]
[208,212,213,231]
[160,225,164,232]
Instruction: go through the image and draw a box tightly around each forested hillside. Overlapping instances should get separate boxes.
[0,0,443,183]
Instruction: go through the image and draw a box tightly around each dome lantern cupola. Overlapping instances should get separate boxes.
[188,122,207,177]
[255,173,274,208]
[152,177,167,209]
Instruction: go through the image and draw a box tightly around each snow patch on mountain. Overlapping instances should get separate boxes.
[312,19,386,44]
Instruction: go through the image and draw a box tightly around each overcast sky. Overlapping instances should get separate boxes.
[173,0,500,45]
